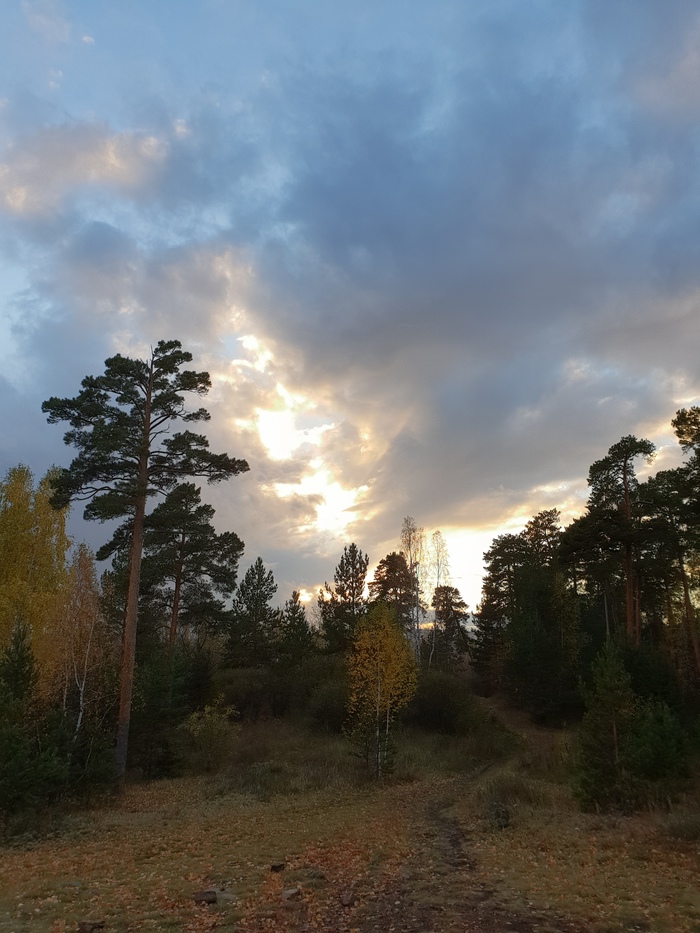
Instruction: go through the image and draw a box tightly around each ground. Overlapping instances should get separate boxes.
[1,716,699,932]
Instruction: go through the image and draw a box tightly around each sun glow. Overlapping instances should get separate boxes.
[239,334,272,372]
[275,469,365,534]
[442,528,500,611]
[256,405,333,461]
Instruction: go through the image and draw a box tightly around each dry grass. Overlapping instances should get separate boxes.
[0,771,417,932]
[451,734,700,933]
[1,715,699,932]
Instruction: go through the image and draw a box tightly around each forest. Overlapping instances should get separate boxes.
[1,340,700,931]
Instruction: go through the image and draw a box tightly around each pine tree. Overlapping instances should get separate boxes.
[575,641,636,810]
[430,585,470,672]
[43,340,248,785]
[274,590,314,667]
[368,551,415,633]
[227,557,278,666]
[318,543,369,652]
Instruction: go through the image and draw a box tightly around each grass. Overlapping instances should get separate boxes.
[0,769,415,931]
[1,711,699,932]
[449,702,700,933]
[0,720,427,932]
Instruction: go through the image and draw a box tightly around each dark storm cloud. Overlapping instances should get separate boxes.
[214,6,700,559]
[2,0,700,602]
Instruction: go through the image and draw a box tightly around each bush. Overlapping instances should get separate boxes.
[307,678,349,733]
[575,644,690,811]
[624,699,688,782]
[0,719,66,818]
[0,634,69,826]
[180,697,240,773]
[403,670,474,734]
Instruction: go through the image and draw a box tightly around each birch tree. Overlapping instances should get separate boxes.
[347,604,416,778]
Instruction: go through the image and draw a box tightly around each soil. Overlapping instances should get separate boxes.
[309,783,592,933]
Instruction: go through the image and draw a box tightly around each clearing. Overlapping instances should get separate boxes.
[1,718,699,932]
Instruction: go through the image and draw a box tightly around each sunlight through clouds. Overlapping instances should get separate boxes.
[3,0,700,607]
[275,468,366,534]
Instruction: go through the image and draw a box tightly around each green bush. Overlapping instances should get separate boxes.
[403,670,474,734]
[306,677,349,733]
[180,697,240,772]
[575,644,690,812]
[0,706,67,823]
[0,632,69,826]
[623,699,687,782]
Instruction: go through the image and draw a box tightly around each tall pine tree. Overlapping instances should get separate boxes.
[43,340,248,785]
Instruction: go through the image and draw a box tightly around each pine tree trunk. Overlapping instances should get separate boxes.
[624,544,635,643]
[168,530,186,649]
[114,366,153,789]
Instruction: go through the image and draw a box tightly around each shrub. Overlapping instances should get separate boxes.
[214,667,275,719]
[624,699,688,782]
[575,644,690,811]
[0,716,67,820]
[180,697,240,773]
[403,670,474,734]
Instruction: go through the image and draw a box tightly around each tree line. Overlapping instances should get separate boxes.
[0,339,471,818]
[471,427,700,808]
[3,337,699,817]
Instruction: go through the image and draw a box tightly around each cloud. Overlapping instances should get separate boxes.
[3,1,700,608]
[21,0,70,44]
[0,124,169,217]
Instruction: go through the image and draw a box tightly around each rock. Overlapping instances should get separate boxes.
[281,886,302,901]
[77,923,105,933]
[192,889,218,905]
[340,892,355,907]
[270,861,286,872]
[487,800,510,830]
[215,889,236,904]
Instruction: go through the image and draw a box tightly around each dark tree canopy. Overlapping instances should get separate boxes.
[137,483,244,645]
[318,542,369,652]
[43,340,247,518]
[429,584,470,673]
[368,551,415,632]
[227,557,279,666]
[274,590,315,667]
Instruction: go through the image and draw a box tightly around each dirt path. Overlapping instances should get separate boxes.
[312,779,589,933]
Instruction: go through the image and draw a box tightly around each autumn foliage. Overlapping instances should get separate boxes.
[348,603,417,777]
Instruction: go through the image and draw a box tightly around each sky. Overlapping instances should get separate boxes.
[1,0,699,610]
